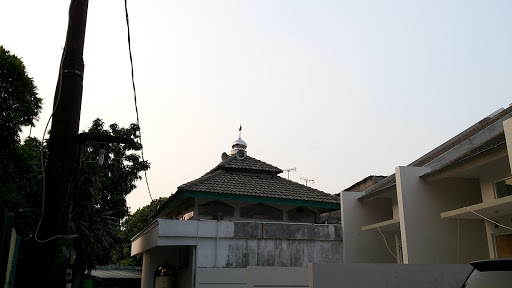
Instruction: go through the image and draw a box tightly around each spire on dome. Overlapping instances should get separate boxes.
[231,125,247,156]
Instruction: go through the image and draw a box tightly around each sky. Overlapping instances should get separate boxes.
[1,0,512,213]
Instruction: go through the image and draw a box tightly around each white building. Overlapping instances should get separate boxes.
[131,136,342,288]
[341,105,512,264]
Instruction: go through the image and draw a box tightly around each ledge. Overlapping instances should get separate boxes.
[440,195,512,219]
[361,218,400,232]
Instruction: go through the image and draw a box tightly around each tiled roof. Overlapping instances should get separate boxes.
[343,175,386,192]
[208,155,283,175]
[180,170,339,203]
[178,154,338,204]
[89,267,141,279]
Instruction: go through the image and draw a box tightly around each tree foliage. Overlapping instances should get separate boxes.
[0,46,42,238]
[0,137,44,239]
[72,119,150,270]
[0,45,151,276]
[111,198,165,266]
[0,45,41,145]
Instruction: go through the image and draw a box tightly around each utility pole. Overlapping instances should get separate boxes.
[26,1,89,287]
[43,0,89,238]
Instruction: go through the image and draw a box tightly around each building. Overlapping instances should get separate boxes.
[341,105,512,264]
[84,266,141,288]
[343,175,386,193]
[131,135,342,288]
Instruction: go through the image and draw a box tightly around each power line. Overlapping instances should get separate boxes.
[124,0,153,201]
[35,48,67,243]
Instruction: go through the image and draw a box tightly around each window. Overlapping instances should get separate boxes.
[494,177,512,199]
[198,200,234,219]
[495,233,512,258]
[287,206,316,223]
[240,203,282,220]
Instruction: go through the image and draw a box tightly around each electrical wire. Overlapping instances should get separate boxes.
[463,206,512,231]
[124,0,153,201]
[377,225,400,263]
[35,48,67,243]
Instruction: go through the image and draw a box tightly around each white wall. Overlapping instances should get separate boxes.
[134,219,342,288]
[396,166,488,264]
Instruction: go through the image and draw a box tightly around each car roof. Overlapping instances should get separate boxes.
[471,258,512,272]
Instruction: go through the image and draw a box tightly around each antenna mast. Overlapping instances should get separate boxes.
[300,177,315,187]
[283,167,297,180]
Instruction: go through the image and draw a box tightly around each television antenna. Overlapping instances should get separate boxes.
[300,177,315,187]
[283,167,297,180]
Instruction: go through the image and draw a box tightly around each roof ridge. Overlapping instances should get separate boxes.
[410,106,512,167]
[209,154,283,175]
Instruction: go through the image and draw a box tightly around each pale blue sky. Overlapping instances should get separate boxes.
[1,0,511,211]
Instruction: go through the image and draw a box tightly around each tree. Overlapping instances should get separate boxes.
[0,46,42,236]
[0,45,151,284]
[0,137,44,238]
[111,198,166,266]
[71,118,150,270]
[0,45,41,146]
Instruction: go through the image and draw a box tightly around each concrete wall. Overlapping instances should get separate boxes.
[133,219,342,268]
[196,268,246,288]
[141,246,180,288]
[247,266,308,288]
[139,246,194,288]
[308,263,472,288]
[195,267,308,288]
[199,221,342,267]
[396,166,488,264]
[341,192,397,263]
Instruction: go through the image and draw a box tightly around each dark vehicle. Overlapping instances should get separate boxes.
[462,258,512,287]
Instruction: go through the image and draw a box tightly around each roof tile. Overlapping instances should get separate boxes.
[180,170,339,203]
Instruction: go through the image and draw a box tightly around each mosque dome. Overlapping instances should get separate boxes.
[232,138,247,149]
[230,137,247,156]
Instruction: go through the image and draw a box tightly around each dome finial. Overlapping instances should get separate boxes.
[231,125,247,156]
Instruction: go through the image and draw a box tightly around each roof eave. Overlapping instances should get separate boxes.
[181,189,340,210]
[421,142,508,181]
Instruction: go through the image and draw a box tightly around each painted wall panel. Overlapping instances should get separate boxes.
[396,166,488,264]
[341,192,397,263]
